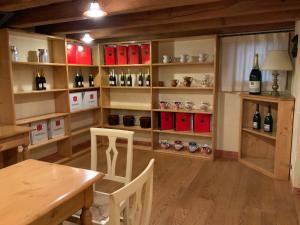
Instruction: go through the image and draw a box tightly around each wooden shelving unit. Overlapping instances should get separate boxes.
[239,94,294,180]
[0,29,219,163]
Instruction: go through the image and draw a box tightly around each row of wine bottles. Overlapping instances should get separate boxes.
[249,54,262,95]
[74,72,94,88]
[109,69,150,87]
[35,70,46,90]
[252,104,273,132]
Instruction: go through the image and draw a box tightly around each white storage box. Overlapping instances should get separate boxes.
[82,91,98,109]
[30,120,48,145]
[69,92,83,112]
[48,117,65,139]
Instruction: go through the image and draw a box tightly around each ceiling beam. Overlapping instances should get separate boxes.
[7,0,223,28]
[35,0,300,35]
[0,0,70,12]
[85,9,299,40]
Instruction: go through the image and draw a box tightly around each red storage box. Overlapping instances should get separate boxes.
[141,44,150,64]
[128,45,140,64]
[105,46,116,65]
[175,113,191,131]
[76,45,92,65]
[160,112,174,130]
[117,46,128,65]
[67,43,76,64]
[193,114,211,133]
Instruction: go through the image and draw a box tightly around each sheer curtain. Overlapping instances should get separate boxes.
[220,32,290,92]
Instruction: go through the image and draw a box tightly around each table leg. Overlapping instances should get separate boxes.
[80,186,93,225]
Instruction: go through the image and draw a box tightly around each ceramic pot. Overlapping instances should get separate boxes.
[199,53,208,63]
[183,76,193,87]
[171,79,179,87]
[174,140,184,151]
[159,101,169,109]
[160,140,170,149]
[188,142,199,153]
[162,55,170,64]
[184,101,194,111]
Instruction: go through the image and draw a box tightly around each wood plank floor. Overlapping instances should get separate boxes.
[64,148,300,225]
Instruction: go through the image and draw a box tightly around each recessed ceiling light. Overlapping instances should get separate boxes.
[83,0,107,18]
[81,33,94,44]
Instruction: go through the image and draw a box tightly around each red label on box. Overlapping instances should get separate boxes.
[117,46,128,65]
[175,113,191,131]
[73,96,78,102]
[141,44,150,64]
[76,45,92,65]
[56,120,61,126]
[90,94,94,99]
[128,45,140,64]
[37,124,43,131]
[160,112,174,130]
[194,114,210,133]
[105,46,116,65]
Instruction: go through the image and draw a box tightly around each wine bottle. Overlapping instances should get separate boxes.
[120,72,125,86]
[35,70,43,90]
[88,73,94,87]
[249,54,262,95]
[75,72,80,88]
[40,69,46,90]
[145,70,150,87]
[79,71,84,87]
[253,104,261,129]
[113,71,117,86]
[264,105,273,132]
[127,74,132,86]
[138,72,143,86]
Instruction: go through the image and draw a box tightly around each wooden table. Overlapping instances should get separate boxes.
[0,159,104,225]
[0,125,31,167]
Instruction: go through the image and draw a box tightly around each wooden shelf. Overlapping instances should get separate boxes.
[69,87,100,92]
[240,157,274,177]
[152,86,213,90]
[100,64,150,68]
[71,124,101,136]
[103,124,152,132]
[28,135,69,150]
[102,105,151,111]
[155,148,212,160]
[70,106,101,115]
[153,109,213,114]
[153,129,212,137]
[242,127,276,140]
[14,89,68,95]
[102,86,151,90]
[39,152,70,164]
[12,61,66,67]
[152,62,214,66]
[16,112,69,125]
[68,64,99,68]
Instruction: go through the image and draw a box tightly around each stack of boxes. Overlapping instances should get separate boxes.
[69,91,98,112]
[29,117,65,145]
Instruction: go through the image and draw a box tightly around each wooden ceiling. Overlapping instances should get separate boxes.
[0,0,298,42]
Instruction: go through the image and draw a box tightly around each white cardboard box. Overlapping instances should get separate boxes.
[82,91,98,109]
[69,92,83,112]
[30,120,48,145]
[48,117,65,139]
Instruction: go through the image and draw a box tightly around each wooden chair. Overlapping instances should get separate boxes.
[69,128,134,224]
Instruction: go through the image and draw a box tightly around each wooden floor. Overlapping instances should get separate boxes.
[65,148,300,225]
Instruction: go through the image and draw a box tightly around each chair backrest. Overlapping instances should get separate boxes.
[90,128,134,184]
[108,159,155,225]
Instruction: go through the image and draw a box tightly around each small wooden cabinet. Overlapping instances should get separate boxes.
[239,94,294,180]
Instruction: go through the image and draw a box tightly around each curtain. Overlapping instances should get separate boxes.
[220,32,290,92]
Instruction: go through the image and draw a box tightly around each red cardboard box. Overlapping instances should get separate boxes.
[117,45,128,65]
[67,43,76,64]
[141,44,150,64]
[76,45,92,65]
[160,112,174,130]
[128,45,140,64]
[175,113,191,131]
[105,46,116,65]
[194,114,211,133]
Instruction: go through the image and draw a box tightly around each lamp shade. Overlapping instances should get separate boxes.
[261,50,293,71]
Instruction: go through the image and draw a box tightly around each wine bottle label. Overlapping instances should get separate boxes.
[253,122,258,129]
[39,83,43,89]
[146,81,150,86]
[249,81,260,93]
[121,81,125,85]
[264,124,271,132]
[138,81,142,85]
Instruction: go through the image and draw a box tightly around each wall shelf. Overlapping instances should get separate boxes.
[153,129,212,138]
[153,109,213,114]
[102,86,151,90]
[69,87,100,92]
[28,135,69,150]
[152,87,213,90]
[100,64,150,68]
[68,64,99,68]
[71,123,101,136]
[103,124,152,132]
[12,61,66,67]
[14,89,68,95]
[102,106,151,111]
[152,62,214,67]
[16,112,69,125]
[70,107,101,115]
[242,127,276,140]
[155,148,212,160]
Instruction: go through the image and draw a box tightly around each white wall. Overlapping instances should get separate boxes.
[290,21,300,188]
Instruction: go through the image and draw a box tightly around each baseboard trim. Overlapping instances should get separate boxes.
[215,149,238,160]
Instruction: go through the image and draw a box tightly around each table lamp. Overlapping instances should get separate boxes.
[261,50,293,96]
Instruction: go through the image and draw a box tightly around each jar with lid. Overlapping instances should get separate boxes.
[10,45,19,62]
[38,49,49,63]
